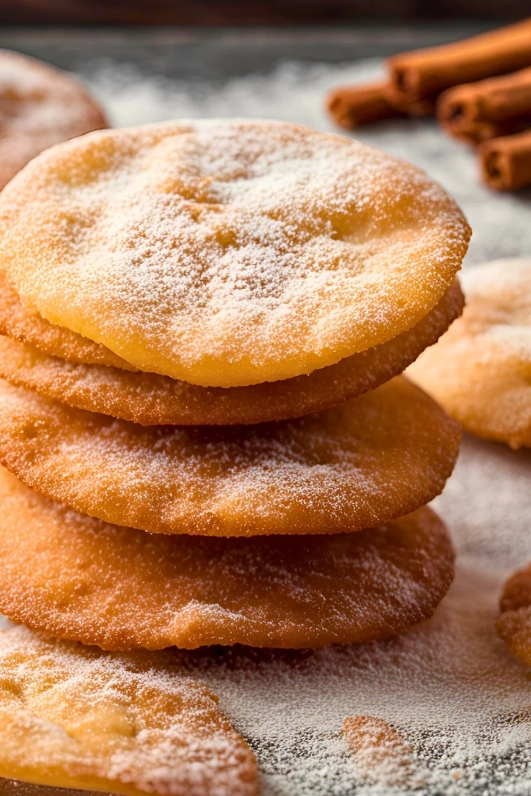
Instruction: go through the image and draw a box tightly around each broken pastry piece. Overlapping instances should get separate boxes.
[408,259,531,450]
[344,715,422,788]
[0,624,258,795]
[498,563,531,667]
[0,50,107,191]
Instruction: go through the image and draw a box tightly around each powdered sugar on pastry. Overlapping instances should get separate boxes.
[0,470,454,650]
[0,281,463,426]
[408,259,531,449]
[0,50,107,191]
[0,624,258,796]
[0,376,460,537]
[0,271,136,371]
[343,715,425,789]
[0,119,470,387]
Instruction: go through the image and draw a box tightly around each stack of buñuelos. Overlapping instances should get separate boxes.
[0,119,471,655]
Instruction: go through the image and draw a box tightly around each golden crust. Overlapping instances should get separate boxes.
[497,564,531,667]
[0,281,464,425]
[0,624,258,795]
[408,259,531,450]
[0,470,454,649]
[0,50,107,191]
[0,271,136,371]
[0,376,461,537]
[0,120,470,387]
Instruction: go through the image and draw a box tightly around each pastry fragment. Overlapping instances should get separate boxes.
[344,716,419,788]
[497,563,531,667]
[0,624,258,795]
[0,468,454,649]
[408,259,531,449]
[0,50,107,191]
[0,376,460,536]
[0,119,470,387]
[0,281,464,425]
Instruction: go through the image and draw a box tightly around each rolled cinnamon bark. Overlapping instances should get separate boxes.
[383,93,434,117]
[479,129,531,191]
[387,18,531,107]
[438,67,531,144]
[326,81,407,129]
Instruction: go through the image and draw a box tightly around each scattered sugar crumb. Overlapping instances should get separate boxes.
[343,716,422,788]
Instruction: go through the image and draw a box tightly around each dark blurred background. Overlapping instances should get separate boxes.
[0,0,528,24]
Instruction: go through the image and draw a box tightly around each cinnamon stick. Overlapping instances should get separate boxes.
[479,129,531,191]
[383,93,434,117]
[387,18,531,108]
[326,81,407,129]
[438,67,531,144]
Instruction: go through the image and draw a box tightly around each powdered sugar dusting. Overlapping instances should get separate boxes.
[407,258,531,449]
[0,56,529,794]
[82,58,529,268]
[0,376,459,537]
[0,50,107,190]
[1,443,530,795]
[75,59,531,794]
[0,626,258,796]
[180,438,531,796]
[459,259,531,361]
[0,115,468,387]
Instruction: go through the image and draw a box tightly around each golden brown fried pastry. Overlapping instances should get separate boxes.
[0,469,454,649]
[0,281,463,425]
[0,377,460,536]
[0,624,258,795]
[497,563,531,667]
[0,50,107,191]
[0,271,136,370]
[408,259,531,449]
[0,120,470,387]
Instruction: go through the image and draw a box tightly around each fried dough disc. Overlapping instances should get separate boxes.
[0,470,455,649]
[0,624,258,795]
[408,260,531,450]
[0,271,137,371]
[0,282,464,426]
[497,563,531,667]
[0,377,461,536]
[0,119,470,388]
[0,50,107,191]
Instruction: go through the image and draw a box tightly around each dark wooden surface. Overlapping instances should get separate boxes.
[0,23,496,78]
[0,0,528,24]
